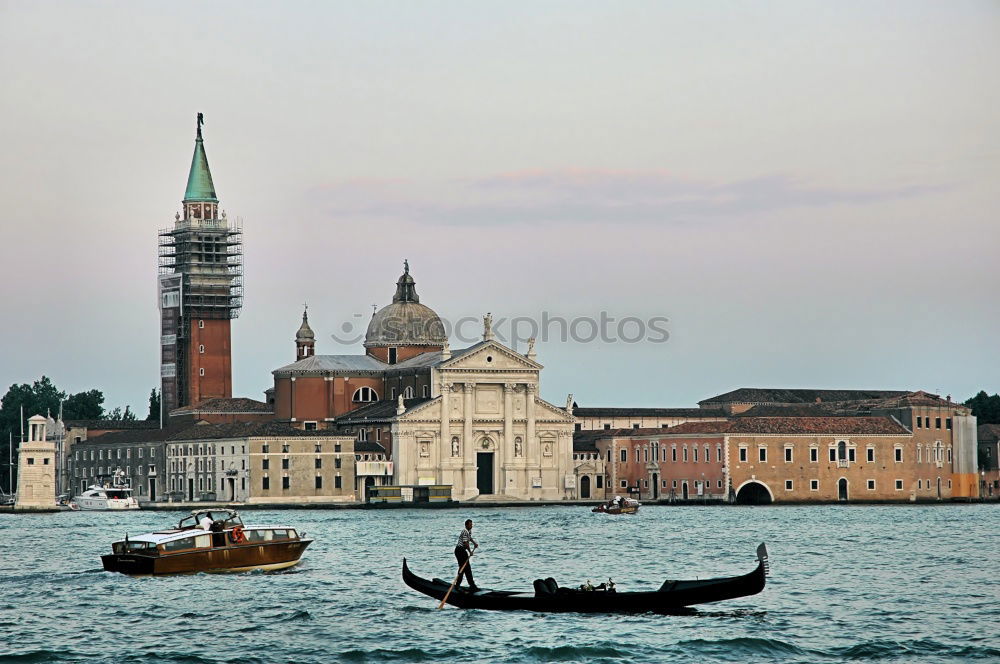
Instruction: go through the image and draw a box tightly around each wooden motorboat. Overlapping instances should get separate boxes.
[402,543,769,613]
[593,497,640,514]
[101,509,312,575]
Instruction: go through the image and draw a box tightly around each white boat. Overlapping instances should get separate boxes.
[73,480,139,511]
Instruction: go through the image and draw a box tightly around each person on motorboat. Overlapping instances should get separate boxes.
[199,513,214,530]
[454,519,479,592]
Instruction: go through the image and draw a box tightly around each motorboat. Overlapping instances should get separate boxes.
[402,543,770,613]
[593,497,640,514]
[101,509,313,575]
[72,484,139,510]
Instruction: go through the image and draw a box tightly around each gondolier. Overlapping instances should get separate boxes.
[454,519,479,592]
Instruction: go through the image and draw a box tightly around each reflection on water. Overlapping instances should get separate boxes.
[0,504,997,663]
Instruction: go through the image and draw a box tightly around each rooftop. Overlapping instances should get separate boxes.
[169,397,272,415]
[573,406,726,418]
[699,388,908,406]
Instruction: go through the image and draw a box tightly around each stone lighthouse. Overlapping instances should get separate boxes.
[14,415,57,511]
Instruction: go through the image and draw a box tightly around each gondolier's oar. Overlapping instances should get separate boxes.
[438,550,474,609]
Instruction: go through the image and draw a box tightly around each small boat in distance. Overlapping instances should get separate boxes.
[593,496,640,514]
[403,544,770,613]
[101,509,312,575]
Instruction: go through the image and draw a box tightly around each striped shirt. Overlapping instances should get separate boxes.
[457,528,477,550]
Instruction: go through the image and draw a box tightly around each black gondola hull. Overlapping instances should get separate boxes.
[402,556,766,613]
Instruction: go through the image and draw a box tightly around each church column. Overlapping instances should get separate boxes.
[464,382,474,461]
[503,383,514,452]
[526,384,536,458]
[440,382,451,460]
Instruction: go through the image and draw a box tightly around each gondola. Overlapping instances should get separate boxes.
[402,543,769,613]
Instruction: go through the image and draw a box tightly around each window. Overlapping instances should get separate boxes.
[262,458,269,470]
[829,448,837,462]
[198,319,205,329]
[315,476,323,490]
[947,447,952,463]
[334,457,341,469]
[262,444,270,454]
[282,458,289,470]
[810,447,818,463]
[620,449,627,463]
[867,448,874,463]
[810,479,819,491]
[304,421,317,431]
[848,448,856,463]
[376,429,382,441]
[739,447,747,463]
[388,347,398,364]
[916,416,922,428]
[918,479,923,489]
[314,444,322,453]
[596,476,603,489]
[693,447,698,462]
[403,386,414,399]
[604,424,611,430]
[282,444,289,453]
[198,344,205,354]
[758,447,767,463]
[126,449,131,459]
[315,458,322,469]
[672,447,677,462]
[262,477,269,490]
[422,385,429,398]
[946,418,952,430]
[27,458,34,465]
[895,448,903,462]
[643,479,648,488]
[335,475,342,489]
[358,429,368,442]
[683,446,688,462]
[334,443,341,453]
[199,368,205,377]
[282,476,290,490]
[620,480,627,488]
[785,480,793,491]
[784,447,793,463]
[895,479,903,490]
[716,445,723,462]
[352,387,379,403]
[867,480,876,491]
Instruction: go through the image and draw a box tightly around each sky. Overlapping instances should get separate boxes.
[0,1,997,413]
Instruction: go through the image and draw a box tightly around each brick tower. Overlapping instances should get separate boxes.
[158,114,243,423]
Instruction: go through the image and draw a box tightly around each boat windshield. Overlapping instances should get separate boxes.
[112,540,156,554]
[178,511,242,529]
[105,490,131,499]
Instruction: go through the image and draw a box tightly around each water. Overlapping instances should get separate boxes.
[0,505,997,663]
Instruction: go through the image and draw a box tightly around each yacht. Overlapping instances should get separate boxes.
[73,483,140,510]
[101,509,312,575]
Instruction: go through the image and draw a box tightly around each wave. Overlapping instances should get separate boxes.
[338,647,465,662]
[518,644,632,660]
[832,638,1000,660]
[676,637,805,657]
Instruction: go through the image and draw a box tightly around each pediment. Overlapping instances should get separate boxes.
[440,340,541,372]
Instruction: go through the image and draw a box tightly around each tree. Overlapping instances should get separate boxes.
[965,391,1000,424]
[63,389,105,421]
[146,388,160,421]
[122,405,137,422]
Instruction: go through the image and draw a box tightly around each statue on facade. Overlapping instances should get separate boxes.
[483,312,493,340]
[514,436,523,457]
[451,436,461,457]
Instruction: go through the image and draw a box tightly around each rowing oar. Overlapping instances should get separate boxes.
[438,549,475,609]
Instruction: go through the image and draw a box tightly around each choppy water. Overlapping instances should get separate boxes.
[0,504,997,663]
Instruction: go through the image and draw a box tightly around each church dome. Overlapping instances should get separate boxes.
[296,309,315,341]
[364,262,447,349]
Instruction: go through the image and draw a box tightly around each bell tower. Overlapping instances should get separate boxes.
[158,114,243,423]
[296,306,316,361]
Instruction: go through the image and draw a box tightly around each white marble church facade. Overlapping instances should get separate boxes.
[391,336,576,501]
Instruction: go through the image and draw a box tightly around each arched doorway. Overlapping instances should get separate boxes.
[580,475,591,499]
[735,481,772,505]
[681,481,689,500]
[838,478,848,501]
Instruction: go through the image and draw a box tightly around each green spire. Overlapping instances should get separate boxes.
[183,113,218,203]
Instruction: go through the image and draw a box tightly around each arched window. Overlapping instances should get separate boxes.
[837,440,847,461]
[402,386,415,399]
[704,444,710,463]
[352,387,379,403]
[358,429,368,442]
